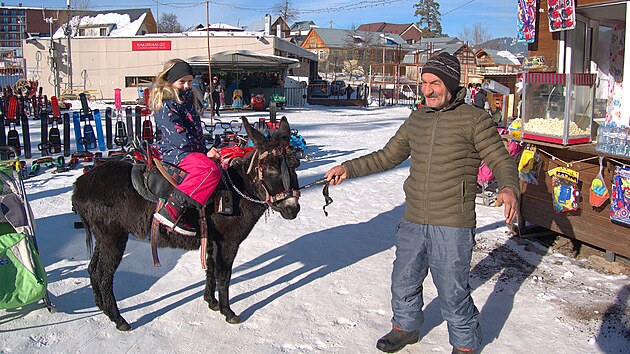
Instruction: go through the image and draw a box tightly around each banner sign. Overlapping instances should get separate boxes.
[547,0,576,32]
[517,0,537,43]
[132,41,172,51]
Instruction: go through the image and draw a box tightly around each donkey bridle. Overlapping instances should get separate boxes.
[225,146,301,206]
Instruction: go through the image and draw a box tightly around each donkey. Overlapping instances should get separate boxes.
[72,117,301,331]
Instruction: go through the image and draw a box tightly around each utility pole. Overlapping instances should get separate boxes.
[206,0,213,122]
[45,17,60,97]
[67,0,73,92]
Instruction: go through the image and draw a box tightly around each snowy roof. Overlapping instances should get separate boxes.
[186,23,245,32]
[290,21,316,32]
[309,27,410,49]
[52,9,152,38]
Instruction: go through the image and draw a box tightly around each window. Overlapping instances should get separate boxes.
[309,38,317,48]
[100,27,107,36]
[125,76,155,88]
[78,28,86,36]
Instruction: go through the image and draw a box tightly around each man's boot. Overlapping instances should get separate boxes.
[376,326,419,353]
[154,189,201,237]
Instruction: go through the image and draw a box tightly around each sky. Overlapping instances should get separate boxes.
[17,0,518,39]
[0,102,629,353]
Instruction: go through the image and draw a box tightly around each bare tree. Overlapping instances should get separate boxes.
[272,0,298,24]
[343,27,378,80]
[67,0,92,36]
[458,23,491,48]
[158,13,183,33]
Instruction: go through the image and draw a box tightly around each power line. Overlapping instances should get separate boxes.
[441,0,479,17]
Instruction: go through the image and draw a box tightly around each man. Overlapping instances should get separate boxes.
[325,52,519,354]
[473,84,487,110]
[211,76,222,117]
[191,74,206,113]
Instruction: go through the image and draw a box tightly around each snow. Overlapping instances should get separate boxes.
[1,104,629,353]
[53,12,146,38]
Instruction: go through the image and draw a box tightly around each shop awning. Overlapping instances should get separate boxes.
[186,50,299,69]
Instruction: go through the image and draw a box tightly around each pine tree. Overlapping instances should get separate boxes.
[413,0,443,38]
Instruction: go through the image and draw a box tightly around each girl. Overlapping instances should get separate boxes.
[150,59,221,236]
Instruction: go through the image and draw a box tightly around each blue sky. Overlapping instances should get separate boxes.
[19,0,517,38]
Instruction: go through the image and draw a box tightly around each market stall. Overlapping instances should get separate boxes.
[515,0,630,260]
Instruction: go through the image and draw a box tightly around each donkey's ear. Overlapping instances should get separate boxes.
[277,116,291,139]
[242,116,267,148]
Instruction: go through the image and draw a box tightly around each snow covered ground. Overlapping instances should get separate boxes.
[1,104,629,353]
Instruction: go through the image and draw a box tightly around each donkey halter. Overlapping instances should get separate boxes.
[247,145,301,205]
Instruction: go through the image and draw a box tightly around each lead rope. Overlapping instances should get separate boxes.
[299,178,333,216]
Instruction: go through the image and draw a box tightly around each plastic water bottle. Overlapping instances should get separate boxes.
[595,123,606,152]
[617,126,627,156]
[608,123,618,154]
[600,123,610,153]
[625,131,630,157]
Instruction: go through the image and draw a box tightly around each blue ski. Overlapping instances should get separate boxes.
[73,111,85,152]
[93,109,106,151]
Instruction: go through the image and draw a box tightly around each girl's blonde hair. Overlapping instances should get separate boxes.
[149,58,187,111]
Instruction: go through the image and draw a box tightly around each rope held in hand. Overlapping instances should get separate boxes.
[299,178,333,216]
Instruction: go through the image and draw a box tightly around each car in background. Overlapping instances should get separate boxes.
[309,79,330,97]
[330,80,346,96]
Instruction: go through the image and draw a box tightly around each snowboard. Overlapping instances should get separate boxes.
[93,109,106,151]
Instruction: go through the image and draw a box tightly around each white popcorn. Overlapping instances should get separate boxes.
[525,118,589,137]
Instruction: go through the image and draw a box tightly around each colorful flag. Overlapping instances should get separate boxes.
[547,0,576,32]
[517,0,538,43]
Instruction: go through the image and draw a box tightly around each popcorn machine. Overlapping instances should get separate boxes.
[521,72,596,145]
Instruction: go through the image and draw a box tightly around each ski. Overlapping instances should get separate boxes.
[19,95,31,159]
[49,96,63,123]
[72,111,85,152]
[6,96,17,125]
[0,101,5,146]
[93,109,106,151]
[141,113,154,143]
[125,106,133,142]
[135,106,142,140]
[38,95,49,156]
[105,107,113,149]
[79,93,97,150]
[48,120,61,154]
[63,112,70,157]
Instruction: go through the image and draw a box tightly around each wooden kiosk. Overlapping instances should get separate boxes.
[517,0,630,260]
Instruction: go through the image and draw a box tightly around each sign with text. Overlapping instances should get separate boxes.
[132,41,172,51]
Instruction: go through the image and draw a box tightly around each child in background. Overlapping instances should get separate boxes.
[149,58,221,236]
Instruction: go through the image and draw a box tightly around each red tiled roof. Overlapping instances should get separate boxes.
[357,22,386,32]
[381,23,412,35]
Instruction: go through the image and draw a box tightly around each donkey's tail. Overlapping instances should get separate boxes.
[74,207,94,258]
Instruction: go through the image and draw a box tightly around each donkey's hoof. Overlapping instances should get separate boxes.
[116,322,132,331]
[226,314,241,324]
[208,301,219,311]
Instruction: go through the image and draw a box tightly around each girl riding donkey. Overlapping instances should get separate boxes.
[150,58,222,236]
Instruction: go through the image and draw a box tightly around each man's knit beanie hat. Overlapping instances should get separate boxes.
[422,52,461,94]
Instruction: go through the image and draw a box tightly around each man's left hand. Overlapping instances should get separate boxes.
[495,187,519,224]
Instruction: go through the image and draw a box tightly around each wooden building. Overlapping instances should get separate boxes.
[518,0,630,260]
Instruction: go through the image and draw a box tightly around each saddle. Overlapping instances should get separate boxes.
[130,158,233,270]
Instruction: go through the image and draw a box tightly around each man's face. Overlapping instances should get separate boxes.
[421,72,453,110]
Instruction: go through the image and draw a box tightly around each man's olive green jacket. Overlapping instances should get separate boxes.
[342,87,519,228]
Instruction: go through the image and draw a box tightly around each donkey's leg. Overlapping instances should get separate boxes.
[216,241,240,324]
[203,241,219,311]
[95,231,131,331]
[87,246,104,310]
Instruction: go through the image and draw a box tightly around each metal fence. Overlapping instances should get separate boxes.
[368,84,419,107]
[0,58,25,89]
[283,87,308,107]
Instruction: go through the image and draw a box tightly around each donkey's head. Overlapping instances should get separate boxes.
[242,116,301,219]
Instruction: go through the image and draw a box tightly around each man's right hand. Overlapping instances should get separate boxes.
[325,165,347,185]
